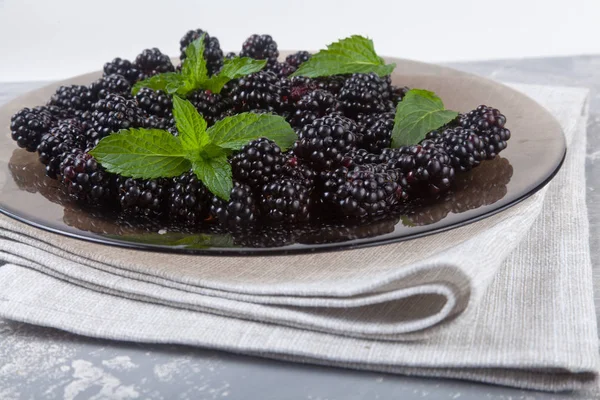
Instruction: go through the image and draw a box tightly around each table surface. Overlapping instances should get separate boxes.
[0,55,599,400]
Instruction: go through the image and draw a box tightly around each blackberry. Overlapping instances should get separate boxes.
[459,105,511,159]
[89,74,131,100]
[59,150,113,204]
[48,85,94,115]
[389,85,410,106]
[316,76,345,95]
[135,87,173,118]
[338,73,392,117]
[168,171,211,224]
[291,89,339,128]
[231,138,285,189]
[103,58,144,85]
[232,225,297,248]
[134,48,175,77]
[91,94,144,139]
[426,127,486,172]
[358,113,394,153]
[341,148,389,169]
[209,182,258,230]
[293,114,361,171]
[225,52,237,60]
[10,107,55,152]
[231,71,289,113]
[116,177,169,216]
[179,29,224,75]
[321,165,401,217]
[267,61,296,78]
[260,178,312,222]
[285,51,311,68]
[187,90,229,125]
[289,76,318,102]
[38,119,87,179]
[280,155,318,188]
[239,34,279,65]
[142,115,176,134]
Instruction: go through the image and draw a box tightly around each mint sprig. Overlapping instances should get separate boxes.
[391,89,459,147]
[290,35,395,78]
[90,97,297,200]
[132,34,266,96]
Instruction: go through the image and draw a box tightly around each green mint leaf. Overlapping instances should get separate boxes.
[192,154,233,201]
[208,113,297,151]
[132,72,186,96]
[181,34,208,88]
[89,128,191,179]
[391,89,459,147]
[202,57,267,93]
[172,96,209,150]
[290,35,395,78]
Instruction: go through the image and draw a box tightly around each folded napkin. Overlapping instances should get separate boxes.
[0,84,596,392]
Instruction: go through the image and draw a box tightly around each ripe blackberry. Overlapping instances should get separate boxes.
[358,113,394,153]
[459,105,511,159]
[135,87,173,118]
[426,127,486,172]
[291,89,339,128]
[168,171,211,224]
[389,85,410,106]
[48,85,94,115]
[10,107,55,152]
[187,90,229,125]
[267,61,296,78]
[316,76,345,95]
[293,114,361,171]
[260,178,312,222]
[91,94,145,139]
[280,155,318,188]
[103,58,144,85]
[341,148,388,169]
[209,182,258,230]
[231,71,289,113]
[289,76,318,102]
[116,177,169,216]
[285,51,311,68]
[338,73,392,117]
[59,150,113,204]
[231,138,284,189]
[179,29,224,75]
[240,34,279,65]
[225,52,237,60]
[232,225,297,248]
[89,74,131,100]
[134,48,175,77]
[321,165,401,217]
[38,119,87,179]
[142,115,176,134]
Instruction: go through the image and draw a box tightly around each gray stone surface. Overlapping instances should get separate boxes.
[0,55,599,399]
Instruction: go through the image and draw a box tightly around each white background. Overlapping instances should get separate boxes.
[0,0,599,81]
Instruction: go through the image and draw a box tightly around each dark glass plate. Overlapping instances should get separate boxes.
[0,57,566,255]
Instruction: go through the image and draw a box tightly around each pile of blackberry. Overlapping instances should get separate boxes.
[9,29,511,235]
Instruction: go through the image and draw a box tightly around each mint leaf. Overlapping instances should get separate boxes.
[208,113,297,151]
[290,35,395,78]
[192,154,232,201]
[132,72,186,96]
[181,34,208,89]
[203,57,267,93]
[89,128,190,179]
[391,89,459,147]
[172,96,209,150]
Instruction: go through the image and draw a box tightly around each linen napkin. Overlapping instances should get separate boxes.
[0,83,596,392]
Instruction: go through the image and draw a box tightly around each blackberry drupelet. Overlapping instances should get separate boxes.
[89,74,131,100]
[134,48,175,77]
[260,178,312,222]
[48,85,94,115]
[135,87,173,118]
[38,119,87,179]
[179,29,224,75]
[187,90,230,125]
[231,71,289,113]
[459,105,511,159]
[321,165,401,217]
[338,73,392,117]
[209,182,258,229]
[168,171,211,224]
[291,89,339,128]
[103,58,144,85]
[231,138,285,189]
[358,112,394,153]
[293,114,361,171]
[426,127,486,172]
[91,94,145,139]
[285,51,311,68]
[10,107,55,152]
[59,150,113,204]
[116,177,169,216]
[239,34,279,65]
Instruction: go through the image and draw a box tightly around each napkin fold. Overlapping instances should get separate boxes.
[0,83,596,391]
